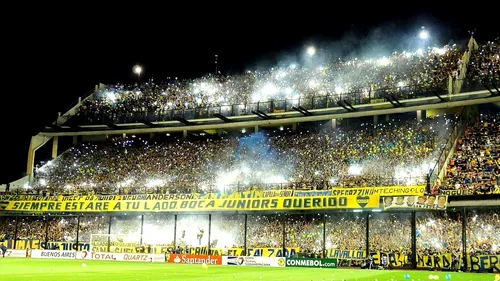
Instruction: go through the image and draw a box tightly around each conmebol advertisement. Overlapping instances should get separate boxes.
[286,258,337,268]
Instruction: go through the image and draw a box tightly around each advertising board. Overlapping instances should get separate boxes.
[286,258,337,268]
[223,256,285,267]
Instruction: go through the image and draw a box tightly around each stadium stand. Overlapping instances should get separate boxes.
[30,116,447,195]
[70,43,463,125]
[439,114,500,194]
[463,38,500,91]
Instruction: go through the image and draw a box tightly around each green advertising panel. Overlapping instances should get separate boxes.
[286,258,337,268]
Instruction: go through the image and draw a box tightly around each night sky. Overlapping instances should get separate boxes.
[1,6,496,184]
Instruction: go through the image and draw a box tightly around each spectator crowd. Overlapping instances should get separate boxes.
[439,114,500,194]
[74,44,464,124]
[467,38,500,86]
[1,210,498,257]
[30,116,449,195]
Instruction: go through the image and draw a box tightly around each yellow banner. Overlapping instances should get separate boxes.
[326,249,365,260]
[469,255,499,272]
[4,195,380,213]
[331,186,425,196]
[228,247,298,258]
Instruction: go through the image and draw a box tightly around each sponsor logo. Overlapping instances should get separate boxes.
[40,251,76,258]
[227,256,245,265]
[356,196,370,208]
[123,254,149,261]
[286,258,337,268]
[171,254,221,265]
[90,252,116,260]
[226,256,284,267]
[5,250,26,258]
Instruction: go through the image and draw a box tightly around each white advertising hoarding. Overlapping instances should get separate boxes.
[223,256,285,267]
[31,250,163,262]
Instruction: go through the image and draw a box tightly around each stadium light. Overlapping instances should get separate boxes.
[419,27,429,40]
[306,46,316,56]
[133,65,143,76]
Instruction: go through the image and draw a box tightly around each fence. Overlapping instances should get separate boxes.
[66,83,447,125]
[7,176,427,195]
[0,207,498,271]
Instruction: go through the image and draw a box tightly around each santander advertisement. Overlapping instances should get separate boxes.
[167,254,222,265]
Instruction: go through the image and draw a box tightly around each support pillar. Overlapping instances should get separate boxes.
[385,114,390,121]
[73,136,78,145]
[243,214,248,256]
[75,216,81,251]
[462,208,467,271]
[122,133,126,138]
[365,212,370,259]
[254,125,259,133]
[373,115,378,126]
[417,110,422,122]
[26,135,53,180]
[411,211,417,269]
[208,215,211,254]
[149,132,155,139]
[282,216,286,258]
[183,130,188,138]
[13,215,19,249]
[217,129,223,136]
[173,215,178,253]
[51,136,58,159]
[140,215,144,245]
[292,123,297,132]
[322,213,326,258]
[324,119,337,130]
[26,141,36,178]
[44,217,50,248]
[448,76,454,96]
[107,216,112,252]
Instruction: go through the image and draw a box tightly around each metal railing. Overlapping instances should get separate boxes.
[9,177,428,196]
[55,88,96,126]
[459,76,500,93]
[214,177,427,193]
[64,83,447,125]
[428,109,468,186]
